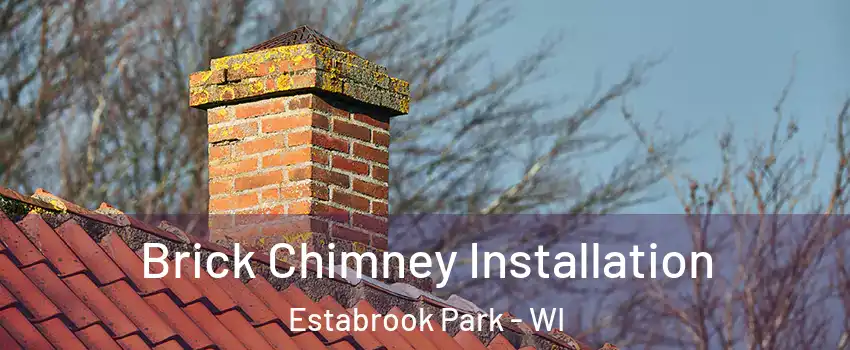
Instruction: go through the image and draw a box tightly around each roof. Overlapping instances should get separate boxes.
[244,25,352,54]
[0,186,617,350]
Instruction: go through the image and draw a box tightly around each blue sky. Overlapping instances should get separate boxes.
[484,0,850,212]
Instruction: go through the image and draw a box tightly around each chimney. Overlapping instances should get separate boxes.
[189,26,408,254]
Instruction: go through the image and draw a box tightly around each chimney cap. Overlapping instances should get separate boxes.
[244,25,353,54]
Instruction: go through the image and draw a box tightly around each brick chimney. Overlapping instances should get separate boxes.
[188,26,408,254]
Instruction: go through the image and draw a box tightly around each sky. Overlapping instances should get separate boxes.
[484,0,850,213]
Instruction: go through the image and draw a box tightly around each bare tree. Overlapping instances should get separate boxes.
[582,74,850,348]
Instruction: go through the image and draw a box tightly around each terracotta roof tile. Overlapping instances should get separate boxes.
[153,340,186,350]
[216,309,275,349]
[100,280,179,344]
[420,319,464,350]
[454,331,489,350]
[281,285,350,343]
[31,188,117,225]
[291,331,329,349]
[330,341,358,350]
[21,263,98,329]
[62,274,137,338]
[388,307,438,350]
[486,334,517,350]
[318,296,384,349]
[245,277,303,330]
[17,213,86,276]
[254,322,300,349]
[72,324,122,349]
[0,307,52,349]
[174,257,237,312]
[54,221,126,285]
[0,325,22,349]
[100,233,168,295]
[143,293,213,349]
[115,334,151,349]
[350,300,414,349]
[34,317,88,349]
[0,212,47,267]
[134,250,203,305]
[0,283,17,309]
[0,254,61,321]
[181,302,246,349]
[0,186,612,350]
[211,267,277,324]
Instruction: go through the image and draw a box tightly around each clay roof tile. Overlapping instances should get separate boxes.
[0,185,615,349]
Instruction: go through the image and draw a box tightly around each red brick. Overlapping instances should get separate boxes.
[260,188,279,203]
[353,143,388,164]
[311,147,330,165]
[331,189,370,212]
[285,201,350,224]
[352,213,387,234]
[371,201,388,215]
[353,179,388,199]
[372,235,388,250]
[287,95,312,110]
[286,200,312,215]
[207,108,231,124]
[227,60,294,81]
[331,225,370,244]
[353,114,389,130]
[209,122,258,143]
[297,94,349,119]
[210,192,259,211]
[334,120,371,142]
[332,156,368,175]
[288,166,350,188]
[307,203,351,223]
[209,158,258,178]
[262,148,310,168]
[234,98,287,119]
[260,218,329,237]
[234,171,283,190]
[291,56,319,71]
[189,70,226,87]
[291,73,318,89]
[372,131,390,147]
[261,114,307,132]
[280,182,329,201]
[261,113,328,132]
[314,132,350,152]
[209,144,232,162]
[287,130,311,146]
[236,135,286,155]
[210,180,233,195]
[287,130,349,152]
[371,166,389,182]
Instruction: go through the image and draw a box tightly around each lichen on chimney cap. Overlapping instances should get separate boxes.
[190,25,409,116]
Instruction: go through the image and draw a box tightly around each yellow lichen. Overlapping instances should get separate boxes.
[195,71,213,84]
[276,75,293,90]
[220,86,235,100]
[250,81,264,94]
[191,89,210,105]
[47,198,67,212]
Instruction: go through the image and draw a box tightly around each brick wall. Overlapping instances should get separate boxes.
[205,94,391,249]
[189,34,408,253]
